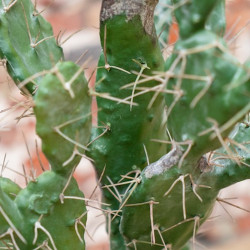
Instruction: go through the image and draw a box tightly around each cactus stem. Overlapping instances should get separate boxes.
[0,206,26,244]
[33,221,57,250]
[100,24,131,74]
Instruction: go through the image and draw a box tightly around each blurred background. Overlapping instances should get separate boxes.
[0,0,250,249]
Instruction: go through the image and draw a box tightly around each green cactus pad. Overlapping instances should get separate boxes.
[0,0,63,93]
[121,120,250,249]
[0,171,86,249]
[90,14,167,195]
[164,30,250,163]
[34,61,91,174]
[89,12,168,248]
[120,148,218,249]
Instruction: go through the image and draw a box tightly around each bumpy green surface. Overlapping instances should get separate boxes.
[34,61,92,175]
[121,167,216,249]
[119,1,250,248]
[121,122,250,249]
[165,31,250,163]
[0,171,86,249]
[0,0,63,93]
[89,14,168,248]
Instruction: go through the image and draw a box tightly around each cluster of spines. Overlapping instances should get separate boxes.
[0,0,249,249]
[0,0,92,249]
[88,0,250,249]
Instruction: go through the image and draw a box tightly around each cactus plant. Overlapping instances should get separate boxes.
[0,0,249,249]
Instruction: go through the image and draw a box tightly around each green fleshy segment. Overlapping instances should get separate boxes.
[0,0,63,93]
[164,30,250,163]
[34,61,91,175]
[0,171,86,249]
[121,159,217,250]
[88,14,168,248]
[90,14,167,194]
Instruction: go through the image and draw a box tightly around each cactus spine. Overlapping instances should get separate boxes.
[0,0,249,249]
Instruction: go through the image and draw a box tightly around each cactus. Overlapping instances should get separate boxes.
[0,0,249,249]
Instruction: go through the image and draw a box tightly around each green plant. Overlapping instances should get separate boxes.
[0,0,249,249]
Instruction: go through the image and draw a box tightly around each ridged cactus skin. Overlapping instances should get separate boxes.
[34,61,92,175]
[0,172,86,249]
[88,10,168,247]
[0,0,63,93]
[0,1,90,248]
[0,0,250,249]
